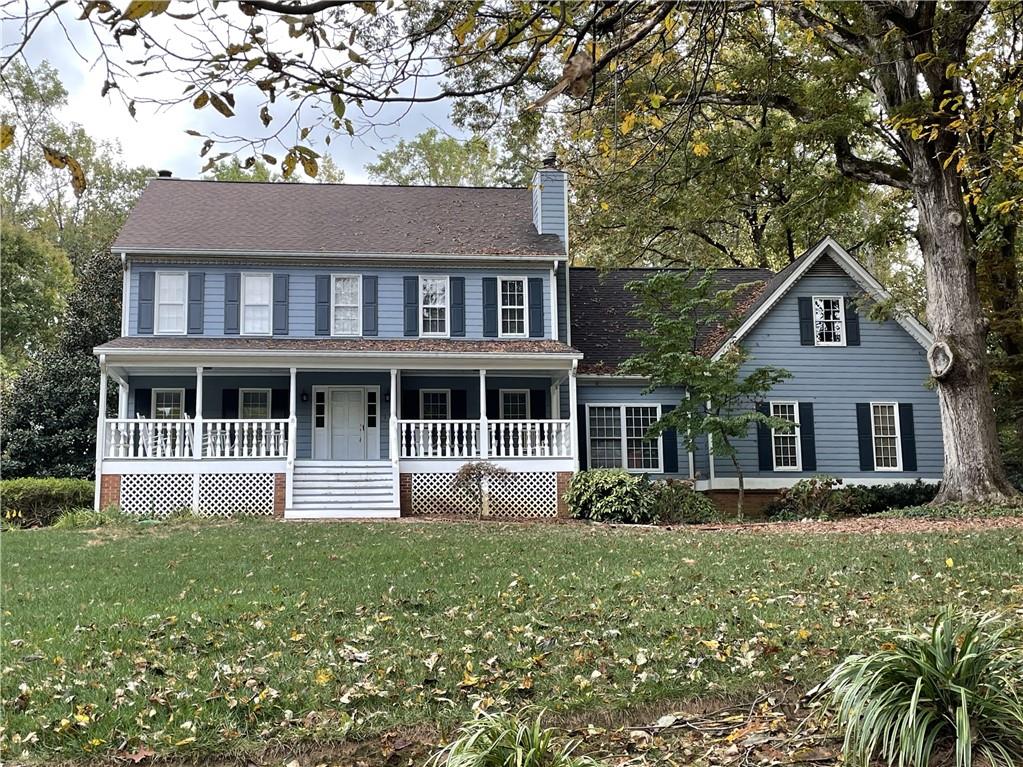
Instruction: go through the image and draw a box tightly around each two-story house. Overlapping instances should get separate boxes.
[93,160,942,518]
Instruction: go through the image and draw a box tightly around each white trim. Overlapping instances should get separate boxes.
[497,276,529,338]
[419,275,450,338]
[240,272,273,336]
[330,273,362,337]
[101,458,287,475]
[151,388,186,419]
[550,266,559,341]
[118,247,562,265]
[811,295,846,347]
[577,373,651,382]
[694,476,938,491]
[498,389,531,419]
[239,388,272,419]
[154,271,187,335]
[769,400,802,471]
[419,388,451,420]
[583,402,664,473]
[870,401,903,471]
[712,237,934,359]
[400,457,576,473]
[312,385,376,461]
[120,253,129,335]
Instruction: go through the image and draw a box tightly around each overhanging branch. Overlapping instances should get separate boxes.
[834,136,912,189]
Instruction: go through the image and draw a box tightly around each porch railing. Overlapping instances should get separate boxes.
[104,418,289,459]
[398,419,573,459]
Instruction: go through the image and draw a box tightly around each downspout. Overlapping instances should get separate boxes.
[706,399,715,490]
[120,252,129,336]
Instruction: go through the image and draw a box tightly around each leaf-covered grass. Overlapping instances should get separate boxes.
[876,500,1023,519]
[2,519,1021,762]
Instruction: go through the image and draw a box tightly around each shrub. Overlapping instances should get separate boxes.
[453,461,509,517]
[650,480,721,524]
[1,478,95,527]
[878,500,1023,519]
[428,708,602,767]
[820,607,1023,767]
[845,479,939,515]
[52,506,130,530]
[565,469,656,524]
[764,476,860,520]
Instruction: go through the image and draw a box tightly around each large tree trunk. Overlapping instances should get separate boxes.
[911,149,1017,502]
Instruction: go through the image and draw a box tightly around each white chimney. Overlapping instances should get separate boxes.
[531,152,568,254]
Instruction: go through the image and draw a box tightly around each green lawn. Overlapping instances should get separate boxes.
[2,519,1021,763]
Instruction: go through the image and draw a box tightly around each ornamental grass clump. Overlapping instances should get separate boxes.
[820,607,1023,767]
[428,708,602,767]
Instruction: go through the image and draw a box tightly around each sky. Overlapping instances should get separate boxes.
[2,6,461,182]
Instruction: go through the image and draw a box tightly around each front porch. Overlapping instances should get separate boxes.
[95,358,580,519]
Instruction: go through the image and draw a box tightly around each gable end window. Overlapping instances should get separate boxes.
[332,274,361,336]
[587,404,662,472]
[241,273,272,335]
[155,272,187,334]
[420,276,449,337]
[813,296,845,346]
[871,402,902,470]
[770,401,801,470]
[499,277,528,337]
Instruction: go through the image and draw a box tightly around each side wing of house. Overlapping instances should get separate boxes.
[700,245,942,489]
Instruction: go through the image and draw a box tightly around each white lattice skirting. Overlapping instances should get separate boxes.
[409,472,558,518]
[119,473,275,518]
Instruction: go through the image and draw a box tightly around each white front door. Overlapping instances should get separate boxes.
[329,388,365,460]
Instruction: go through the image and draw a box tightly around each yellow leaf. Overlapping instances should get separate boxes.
[946,558,954,568]
[174,736,196,747]
[619,112,637,135]
[300,156,318,178]
[120,1,170,21]
[599,201,609,211]
[193,92,209,110]
[313,669,332,685]
[797,628,811,640]
[0,123,13,151]
[649,114,665,130]
[74,713,91,724]
[692,141,710,158]
[43,146,68,169]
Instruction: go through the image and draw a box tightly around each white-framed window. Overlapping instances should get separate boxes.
[499,277,528,337]
[240,388,271,419]
[871,402,902,470]
[332,274,361,336]
[241,273,272,335]
[586,403,662,472]
[813,296,845,346]
[420,276,449,336]
[420,389,451,420]
[155,272,187,334]
[152,388,185,419]
[770,401,801,471]
[499,389,530,420]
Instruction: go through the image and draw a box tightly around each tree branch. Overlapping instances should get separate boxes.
[834,136,912,189]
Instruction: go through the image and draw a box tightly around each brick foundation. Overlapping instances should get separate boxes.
[273,474,286,517]
[99,474,121,510]
[399,473,413,516]
[705,489,781,518]
[556,472,573,517]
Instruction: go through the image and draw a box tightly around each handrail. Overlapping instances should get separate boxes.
[103,418,288,459]
[397,418,573,459]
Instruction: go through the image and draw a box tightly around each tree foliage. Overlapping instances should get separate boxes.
[366,128,498,186]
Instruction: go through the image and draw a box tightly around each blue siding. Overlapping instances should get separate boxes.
[715,259,942,480]
[128,264,553,340]
[532,169,567,247]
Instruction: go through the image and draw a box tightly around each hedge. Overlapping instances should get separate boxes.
[1,478,96,527]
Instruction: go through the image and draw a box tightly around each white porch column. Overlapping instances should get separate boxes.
[117,380,128,419]
[478,368,488,460]
[568,362,579,471]
[389,368,399,462]
[286,367,297,510]
[94,360,108,510]
[550,381,561,420]
[193,366,204,460]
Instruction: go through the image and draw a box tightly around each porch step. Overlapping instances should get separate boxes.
[288,461,398,519]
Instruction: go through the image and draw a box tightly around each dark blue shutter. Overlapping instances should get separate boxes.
[362,275,378,336]
[450,277,465,337]
[270,389,289,418]
[222,389,239,419]
[184,389,196,418]
[661,403,679,474]
[137,271,155,334]
[798,297,813,345]
[187,273,204,334]
[482,277,498,337]
[529,389,547,419]
[899,403,917,471]
[314,275,330,336]
[272,274,289,335]
[856,403,874,470]
[403,276,419,337]
[400,390,418,419]
[451,389,468,419]
[798,402,816,471]
[486,389,499,419]
[134,388,151,418]
[756,401,772,470]
[577,404,588,470]
[845,297,861,345]
[224,273,240,335]
[528,277,544,337]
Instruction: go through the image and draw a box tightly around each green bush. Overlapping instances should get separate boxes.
[565,469,656,524]
[52,506,130,530]
[844,479,939,515]
[1,478,95,527]
[764,475,860,520]
[650,480,721,524]
[820,607,1023,767]
[878,500,1023,519]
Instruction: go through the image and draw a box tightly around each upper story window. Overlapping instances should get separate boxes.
[240,389,271,419]
[499,277,527,337]
[587,404,662,472]
[813,296,845,346]
[770,401,800,470]
[871,402,902,470]
[241,273,272,335]
[332,275,361,336]
[152,388,184,419]
[156,272,186,334]
[421,276,448,336]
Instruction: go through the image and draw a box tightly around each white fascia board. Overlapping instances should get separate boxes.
[118,248,562,266]
[576,373,652,383]
[712,237,933,360]
[694,476,940,491]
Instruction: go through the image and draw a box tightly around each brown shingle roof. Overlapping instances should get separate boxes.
[95,336,579,355]
[112,179,565,257]
[569,267,771,374]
